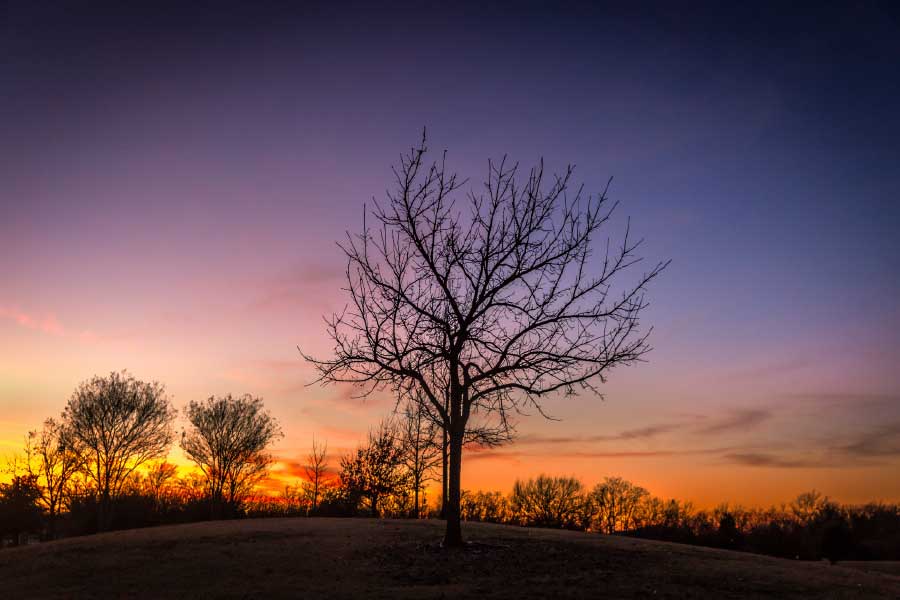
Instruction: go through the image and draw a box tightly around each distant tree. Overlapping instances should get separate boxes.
[398,398,441,518]
[460,490,512,523]
[716,511,742,550]
[591,476,649,534]
[791,490,826,525]
[0,475,43,545]
[511,475,586,529]
[181,394,282,518]
[340,420,411,517]
[63,371,175,530]
[304,133,667,545]
[303,437,329,513]
[23,418,82,538]
[144,460,178,511]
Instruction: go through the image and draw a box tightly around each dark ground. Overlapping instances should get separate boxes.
[1,518,899,599]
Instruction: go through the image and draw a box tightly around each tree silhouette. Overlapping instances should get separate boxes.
[303,437,329,513]
[0,475,43,545]
[398,398,441,518]
[305,133,667,545]
[144,460,178,511]
[591,476,649,534]
[63,370,175,530]
[23,418,82,538]
[181,394,282,518]
[340,420,410,517]
[511,475,586,529]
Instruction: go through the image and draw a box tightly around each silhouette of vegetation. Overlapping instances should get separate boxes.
[0,475,43,546]
[303,133,668,545]
[590,476,649,534]
[511,475,586,529]
[453,479,900,562]
[3,374,898,566]
[302,437,329,514]
[181,394,282,518]
[340,420,411,517]
[398,399,440,518]
[62,371,176,531]
[22,418,82,538]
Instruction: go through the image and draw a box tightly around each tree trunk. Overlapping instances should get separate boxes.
[440,427,448,518]
[98,489,111,532]
[47,507,56,540]
[443,428,464,547]
[414,484,420,519]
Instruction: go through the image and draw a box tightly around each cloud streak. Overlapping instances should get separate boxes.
[693,409,771,436]
[839,422,900,459]
[516,408,772,448]
[722,452,826,469]
[0,305,65,336]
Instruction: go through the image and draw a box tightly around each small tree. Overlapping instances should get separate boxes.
[181,394,282,518]
[24,418,82,538]
[63,370,175,530]
[305,134,667,545]
[303,438,329,514]
[0,475,43,545]
[144,461,178,511]
[791,490,827,525]
[399,399,441,518]
[340,420,410,517]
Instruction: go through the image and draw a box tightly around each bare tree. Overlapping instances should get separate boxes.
[304,134,667,545]
[303,437,329,513]
[398,397,441,518]
[511,475,586,529]
[144,460,178,511]
[23,418,82,538]
[63,370,175,530]
[791,490,827,525]
[340,419,410,517]
[590,476,649,534]
[181,394,282,518]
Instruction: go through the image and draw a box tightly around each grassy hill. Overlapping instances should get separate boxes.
[1,518,898,599]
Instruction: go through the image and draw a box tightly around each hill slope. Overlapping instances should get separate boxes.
[1,518,898,599]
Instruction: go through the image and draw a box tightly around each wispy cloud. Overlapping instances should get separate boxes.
[839,422,900,459]
[0,304,104,342]
[722,358,811,381]
[0,305,65,335]
[517,421,686,446]
[517,408,772,447]
[247,263,343,313]
[693,408,771,436]
[468,445,735,463]
[722,452,827,469]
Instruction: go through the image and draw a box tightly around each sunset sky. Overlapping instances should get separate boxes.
[2,2,899,508]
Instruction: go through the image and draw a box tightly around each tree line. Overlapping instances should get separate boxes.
[457,479,900,563]
[3,372,898,564]
[1,370,284,540]
[0,369,448,544]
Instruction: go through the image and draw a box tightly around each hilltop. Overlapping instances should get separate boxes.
[1,518,898,599]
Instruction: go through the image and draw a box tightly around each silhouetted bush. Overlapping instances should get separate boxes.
[0,475,43,545]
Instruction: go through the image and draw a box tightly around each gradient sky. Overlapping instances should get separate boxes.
[2,1,899,507]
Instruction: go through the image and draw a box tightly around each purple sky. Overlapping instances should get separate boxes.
[2,1,899,505]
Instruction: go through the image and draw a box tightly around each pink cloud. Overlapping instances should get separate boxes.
[0,305,106,344]
[0,305,65,335]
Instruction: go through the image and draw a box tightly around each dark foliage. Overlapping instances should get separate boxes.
[0,475,43,545]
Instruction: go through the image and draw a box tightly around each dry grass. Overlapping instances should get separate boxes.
[1,518,898,599]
